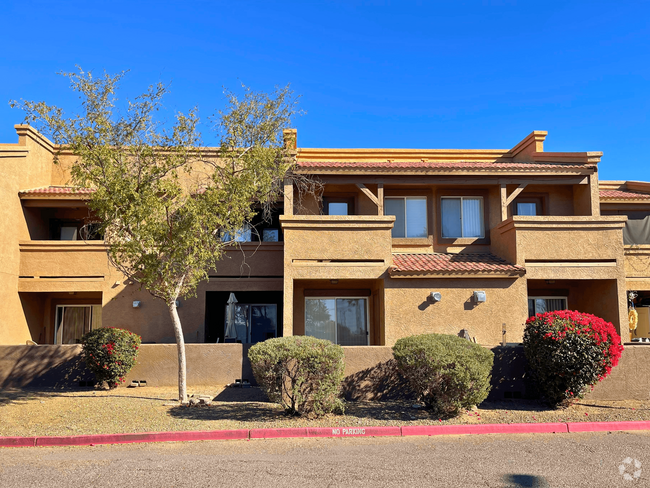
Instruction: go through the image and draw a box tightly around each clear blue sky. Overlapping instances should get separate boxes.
[1,0,648,181]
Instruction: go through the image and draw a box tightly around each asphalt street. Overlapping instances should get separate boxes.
[1,431,648,487]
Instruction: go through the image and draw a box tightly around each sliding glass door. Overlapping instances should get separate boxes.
[224,304,277,343]
[305,298,369,346]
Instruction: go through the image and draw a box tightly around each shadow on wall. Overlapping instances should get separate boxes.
[0,345,94,389]
[341,346,538,403]
[341,359,416,402]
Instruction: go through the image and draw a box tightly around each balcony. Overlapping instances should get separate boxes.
[280,215,395,280]
[18,241,110,291]
[492,216,627,280]
[624,245,650,286]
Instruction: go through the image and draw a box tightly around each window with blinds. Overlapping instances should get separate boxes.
[440,196,484,238]
[527,297,568,317]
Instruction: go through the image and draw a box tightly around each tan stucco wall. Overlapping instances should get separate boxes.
[493,216,627,266]
[625,246,650,289]
[14,241,283,344]
[0,344,253,388]
[6,343,647,402]
[0,125,639,354]
[281,215,394,337]
[123,344,255,387]
[0,127,56,345]
[0,344,88,388]
[383,276,528,346]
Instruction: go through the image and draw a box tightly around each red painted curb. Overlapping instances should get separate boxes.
[4,421,650,448]
[306,426,402,438]
[249,428,308,439]
[0,437,37,447]
[33,429,249,447]
[401,422,568,437]
[567,421,650,433]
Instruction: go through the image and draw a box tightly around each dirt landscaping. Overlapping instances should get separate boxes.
[2,385,650,438]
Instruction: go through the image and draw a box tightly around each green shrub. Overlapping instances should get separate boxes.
[82,327,141,388]
[248,336,345,417]
[392,334,494,416]
[523,310,623,407]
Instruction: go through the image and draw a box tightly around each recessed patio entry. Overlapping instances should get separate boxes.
[305,297,369,346]
[204,291,283,344]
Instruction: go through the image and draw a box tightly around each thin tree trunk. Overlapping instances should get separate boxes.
[169,301,188,403]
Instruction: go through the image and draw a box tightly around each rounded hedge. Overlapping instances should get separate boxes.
[392,334,494,416]
[523,310,624,407]
[82,327,141,388]
[248,336,345,417]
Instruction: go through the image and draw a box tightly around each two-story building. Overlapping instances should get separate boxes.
[2,125,649,348]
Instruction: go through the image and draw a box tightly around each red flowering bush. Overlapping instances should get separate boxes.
[81,327,141,388]
[523,310,623,407]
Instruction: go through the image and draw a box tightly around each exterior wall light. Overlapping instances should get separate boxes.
[133,301,141,308]
[175,300,181,307]
[473,291,487,303]
[428,292,442,303]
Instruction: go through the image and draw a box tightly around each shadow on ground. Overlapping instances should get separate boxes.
[0,387,178,407]
[167,385,437,423]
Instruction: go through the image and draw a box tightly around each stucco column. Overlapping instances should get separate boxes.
[616,276,630,342]
[283,178,293,216]
[283,276,293,337]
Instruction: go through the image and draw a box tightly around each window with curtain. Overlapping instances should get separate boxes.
[441,197,484,238]
[55,305,102,344]
[384,197,427,238]
[305,298,368,346]
[527,297,568,317]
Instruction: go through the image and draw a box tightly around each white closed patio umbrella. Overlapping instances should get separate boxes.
[225,293,238,340]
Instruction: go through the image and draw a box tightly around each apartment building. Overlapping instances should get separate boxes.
[2,125,649,347]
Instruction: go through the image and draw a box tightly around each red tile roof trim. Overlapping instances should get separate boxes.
[599,189,650,200]
[297,160,590,172]
[391,253,525,276]
[19,186,95,197]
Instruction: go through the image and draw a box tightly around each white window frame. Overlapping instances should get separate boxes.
[54,304,101,344]
[384,196,428,239]
[440,196,485,238]
[304,296,370,346]
[527,296,568,317]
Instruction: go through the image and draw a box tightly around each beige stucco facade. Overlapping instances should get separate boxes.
[2,125,649,351]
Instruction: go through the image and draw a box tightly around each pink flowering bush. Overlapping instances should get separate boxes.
[523,310,624,407]
[81,327,141,388]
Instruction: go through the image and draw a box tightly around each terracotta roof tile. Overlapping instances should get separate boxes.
[600,189,650,200]
[297,160,588,172]
[391,253,525,275]
[19,186,95,196]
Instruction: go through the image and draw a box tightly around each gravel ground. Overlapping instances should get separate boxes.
[1,386,649,437]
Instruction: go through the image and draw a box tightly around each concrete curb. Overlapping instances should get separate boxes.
[1,421,649,448]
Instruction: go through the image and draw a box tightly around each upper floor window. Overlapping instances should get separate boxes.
[220,206,283,243]
[385,197,427,238]
[512,195,545,216]
[323,196,354,216]
[441,196,484,238]
[516,202,537,216]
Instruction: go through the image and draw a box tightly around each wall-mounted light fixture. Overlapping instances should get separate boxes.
[175,300,181,308]
[133,301,141,308]
[473,291,486,303]
[427,292,442,303]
